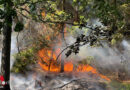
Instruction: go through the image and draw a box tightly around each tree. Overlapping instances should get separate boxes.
[0,1,91,86]
[0,0,129,89]
[0,0,13,89]
[0,0,23,89]
[64,0,130,57]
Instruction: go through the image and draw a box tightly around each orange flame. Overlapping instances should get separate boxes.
[76,65,97,73]
[38,22,110,81]
[38,48,60,72]
[64,62,73,72]
[38,48,110,81]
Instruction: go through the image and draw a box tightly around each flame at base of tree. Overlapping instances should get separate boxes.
[38,48,110,81]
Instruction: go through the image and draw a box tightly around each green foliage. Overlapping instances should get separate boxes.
[110,80,130,90]
[93,0,123,25]
[120,3,130,14]
[124,84,130,90]
[111,39,116,45]
[0,9,4,19]
[14,22,24,32]
[0,0,4,5]
[90,0,130,45]
[1,0,129,73]
[9,9,17,18]
[11,48,37,73]
[29,3,36,13]
[111,33,123,45]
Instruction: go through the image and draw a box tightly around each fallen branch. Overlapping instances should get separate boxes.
[54,78,82,89]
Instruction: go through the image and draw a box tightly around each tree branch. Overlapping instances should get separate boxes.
[54,78,82,89]
[56,45,70,62]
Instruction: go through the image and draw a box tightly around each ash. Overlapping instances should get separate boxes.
[10,71,110,90]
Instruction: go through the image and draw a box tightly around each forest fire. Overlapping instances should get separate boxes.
[38,48,110,81]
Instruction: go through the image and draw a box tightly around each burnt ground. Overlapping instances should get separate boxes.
[13,71,111,90]
[10,65,130,90]
[10,67,130,90]
[53,78,108,90]
[35,72,111,90]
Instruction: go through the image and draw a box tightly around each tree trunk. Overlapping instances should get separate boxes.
[60,60,64,72]
[1,1,12,90]
[1,18,12,90]
[60,23,65,73]
[1,24,12,90]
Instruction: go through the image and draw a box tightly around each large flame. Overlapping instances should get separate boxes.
[38,19,110,81]
[38,48,110,81]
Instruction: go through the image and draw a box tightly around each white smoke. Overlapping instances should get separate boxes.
[61,19,130,75]
[0,19,129,90]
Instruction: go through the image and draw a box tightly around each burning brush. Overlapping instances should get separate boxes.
[38,48,110,81]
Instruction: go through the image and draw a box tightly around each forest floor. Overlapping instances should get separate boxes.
[10,69,130,90]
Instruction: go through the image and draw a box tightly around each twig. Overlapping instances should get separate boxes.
[17,11,30,19]
[54,78,82,89]
[56,45,71,62]
[19,8,31,14]
[56,43,85,62]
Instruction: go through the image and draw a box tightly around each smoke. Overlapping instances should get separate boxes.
[60,19,130,75]
[10,72,38,90]
[0,19,129,90]
[78,40,130,69]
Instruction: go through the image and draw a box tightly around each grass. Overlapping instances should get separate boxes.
[109,80,130,90]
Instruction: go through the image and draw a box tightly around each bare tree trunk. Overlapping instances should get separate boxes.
[60,61,64,72]
[60,24,65,73]
[1,1,12,90]
[1,21,12,90]
[60,0,66,73]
